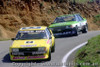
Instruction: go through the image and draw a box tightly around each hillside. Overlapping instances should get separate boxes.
[0,0,100,39]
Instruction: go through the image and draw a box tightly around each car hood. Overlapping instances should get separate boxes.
[11,39,49,48]
[49,21,78,28]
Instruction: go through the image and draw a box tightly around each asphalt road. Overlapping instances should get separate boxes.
[0,31,100,67]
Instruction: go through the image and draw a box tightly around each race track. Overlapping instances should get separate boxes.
[0,31,100,67]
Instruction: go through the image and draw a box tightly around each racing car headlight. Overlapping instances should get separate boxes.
[38,47,46,51]
[12,48,19,52]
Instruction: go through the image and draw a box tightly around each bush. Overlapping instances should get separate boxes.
[94,15,100,22]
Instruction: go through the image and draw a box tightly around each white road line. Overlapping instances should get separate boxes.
[62,42,88,67]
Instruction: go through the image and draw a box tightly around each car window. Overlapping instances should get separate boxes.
[46,28,51,39]
[54,15,76,23]
[47,28,52,35]
[77,15,83,21]
[15,30,47,40]
[78,15,83,21]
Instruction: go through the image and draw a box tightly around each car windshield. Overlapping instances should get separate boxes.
[54,15,76,23]
[15,30,47,40]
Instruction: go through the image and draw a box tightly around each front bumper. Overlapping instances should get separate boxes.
[10,54,49,61]
[50,27,76,36]
[10,49,49,61]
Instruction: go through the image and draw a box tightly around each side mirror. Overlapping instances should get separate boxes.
[11,38,15,41]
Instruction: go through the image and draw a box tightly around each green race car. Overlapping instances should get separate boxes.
[49,14,88,36]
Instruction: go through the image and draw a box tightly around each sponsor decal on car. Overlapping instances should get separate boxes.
[47,39,52,45]
[27,56,45,59]
[47,40,50,44]
[21,27,41,30]
[54,31,75,35]
[19,30,45,33]
[32,52,46,55]
[20,45,37,47]
[13,57,25,59]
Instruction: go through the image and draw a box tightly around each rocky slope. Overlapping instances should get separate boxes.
[0,0,100,39]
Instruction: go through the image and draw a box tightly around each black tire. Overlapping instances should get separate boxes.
[74,26,79,36]
[82,25,88,33]
[47,50,51,61]
[51,44,55,52]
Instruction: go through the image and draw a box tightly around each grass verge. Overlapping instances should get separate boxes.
[75,35,100,67]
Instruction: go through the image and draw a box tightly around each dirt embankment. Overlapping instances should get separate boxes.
[0,0,100,39]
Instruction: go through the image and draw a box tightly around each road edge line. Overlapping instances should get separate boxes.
[62,42,88,67]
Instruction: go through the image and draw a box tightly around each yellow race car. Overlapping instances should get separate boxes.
[9,26,55,61]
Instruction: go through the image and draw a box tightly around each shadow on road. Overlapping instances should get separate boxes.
[2,53,11,63]
[2,53,50,63]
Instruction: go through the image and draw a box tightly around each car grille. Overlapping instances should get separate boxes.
[11,52,44,56]
[51,26,73,33]
[19,48,38,52]
[51,26,66,33]
[11,48,46,56]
